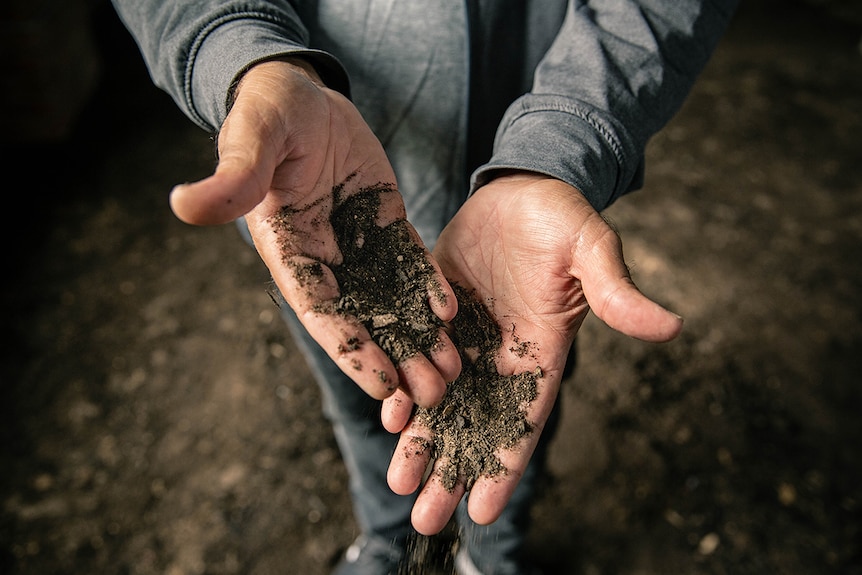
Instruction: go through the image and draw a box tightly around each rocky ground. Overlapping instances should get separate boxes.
[2,1,861,574]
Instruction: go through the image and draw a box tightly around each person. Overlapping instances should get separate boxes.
[111,1,738,573]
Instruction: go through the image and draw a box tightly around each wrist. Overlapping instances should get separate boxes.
[239,57,324,89]
[479,169,554,188]
[265,56,325,85]
[228,56,326,113]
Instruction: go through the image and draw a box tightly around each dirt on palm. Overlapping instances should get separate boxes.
[414,283,541,493]
[3,2,862,575]
[270,177,540,494]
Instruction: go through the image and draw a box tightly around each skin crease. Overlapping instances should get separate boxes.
[168,59,683,536]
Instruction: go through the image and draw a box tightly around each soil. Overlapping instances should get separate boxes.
[3,2,862,575]
[271,181,447,368]
[271,177,538,493]
[414,283,540,493]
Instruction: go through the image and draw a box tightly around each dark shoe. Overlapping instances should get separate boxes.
[333,535,405,575]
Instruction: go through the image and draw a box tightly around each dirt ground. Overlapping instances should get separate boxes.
[3,1,861,574]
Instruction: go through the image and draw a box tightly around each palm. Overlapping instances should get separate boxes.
[170,60,460,406]
[385,173,684,535]
[437,178,596,377]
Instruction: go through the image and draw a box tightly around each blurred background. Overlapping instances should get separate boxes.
[2,1,861,574]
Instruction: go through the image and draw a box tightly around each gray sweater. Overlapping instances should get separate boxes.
[112,0,737,218]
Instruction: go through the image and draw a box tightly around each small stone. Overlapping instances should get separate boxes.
[698,532,720,555]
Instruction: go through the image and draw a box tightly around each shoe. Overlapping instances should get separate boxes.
[454,546,545,575]
[332,535,405,575]
[454,546,484,575]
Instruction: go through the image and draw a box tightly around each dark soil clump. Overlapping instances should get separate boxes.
[270,181,447,364]
[272,179,540,492]
[327,185,446,363]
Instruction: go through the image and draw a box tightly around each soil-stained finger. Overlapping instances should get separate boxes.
[385,210,457,323]
[369,188,409,227]
[381,388,414,433]
[465,458,526,526]
[427,329,461,383]
[396,354,447,408]
[299,310,401,400]
[410,466,466,536]
[387,429,433,495]
[463,379,553,525]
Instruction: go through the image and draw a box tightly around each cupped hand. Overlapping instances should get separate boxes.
[383,172,684,535]
[170,59,460,407]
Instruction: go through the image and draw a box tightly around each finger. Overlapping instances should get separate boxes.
[580,226,683,343]
[170,101,280,226]
[418,240,458,324]
[270,255,402,399]
[410,465,466,536]
[387,424,433,494]
[381,388,414,433]
[427,329,461,384]
[426,268,458,323]
[592,280,684,342]
[369,188,409,226]
[385,207,458,323]
[396,354,447,408]
[300,310,401,400]
[465,448,528,525]
[169,161,269,226]
[464,369,558,525]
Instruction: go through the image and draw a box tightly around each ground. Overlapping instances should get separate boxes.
[2,1,861,574]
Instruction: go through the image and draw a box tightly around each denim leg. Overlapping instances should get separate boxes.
[280,305,417,544]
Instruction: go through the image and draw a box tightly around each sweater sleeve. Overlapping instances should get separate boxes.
[472,0,739,211]
[110,0,349,132]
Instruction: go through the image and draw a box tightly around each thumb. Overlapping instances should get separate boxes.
[579,228,683,343]
[169,154,271,226]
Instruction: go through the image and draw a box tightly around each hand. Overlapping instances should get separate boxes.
[169,59,460,407]
[383,172,683,535]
